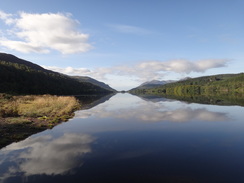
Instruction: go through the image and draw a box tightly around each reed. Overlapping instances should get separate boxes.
[0,94,81,123]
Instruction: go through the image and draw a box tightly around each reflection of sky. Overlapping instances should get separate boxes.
[1,93,244,182]
[60,93,239,135]
[0,133,94,180]
[100,93,143,110]
[75,94,230,123]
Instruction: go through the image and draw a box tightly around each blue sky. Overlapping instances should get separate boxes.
[0,0,243,90]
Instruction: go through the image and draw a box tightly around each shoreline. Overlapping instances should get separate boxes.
[0,94,81,149]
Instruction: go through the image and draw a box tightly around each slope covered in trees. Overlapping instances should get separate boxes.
[130,73,244,95]
[0,53,114,95]
[130,73,244,106]
[72,76,116,92]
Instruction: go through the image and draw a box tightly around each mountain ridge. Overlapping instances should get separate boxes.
[129,73,244,95]
[72,76,116,92]
[0,53,49,72]
[0,53,115,95]
[131,79,175,90]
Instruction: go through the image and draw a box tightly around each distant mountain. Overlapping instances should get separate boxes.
[131,80,175,90]
[140,80,170,86]
[0,53,114,95]
[72,76,116,92]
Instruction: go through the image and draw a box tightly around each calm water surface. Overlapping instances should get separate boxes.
[1,93,244,183]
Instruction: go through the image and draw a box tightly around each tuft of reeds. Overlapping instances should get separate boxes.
[0,94,81,124]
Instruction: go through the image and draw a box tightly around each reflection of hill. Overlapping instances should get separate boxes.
[75,93,115,110]
[154,94,244,107]
[132,92,244,106]
[131,94,172,103]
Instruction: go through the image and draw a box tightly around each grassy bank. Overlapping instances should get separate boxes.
[0,94,81,148]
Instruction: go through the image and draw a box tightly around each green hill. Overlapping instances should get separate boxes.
[0,53,114,95]
[130,73,244,95]
[129,73,244,106]
[71,76,116,92]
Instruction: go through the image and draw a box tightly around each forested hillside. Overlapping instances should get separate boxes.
[129,73,244,106]
[72,76,116,92]
[130,73,244,95]
[0,53,113,95]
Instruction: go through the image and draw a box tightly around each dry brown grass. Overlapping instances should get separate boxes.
[0,94,81,148]
[17,95,80,117]
[0,94,81,122]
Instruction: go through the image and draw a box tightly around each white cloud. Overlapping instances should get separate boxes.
[108,24,153,35]
[195,59,229,72]
[137,59,230,74]
[0,11,92,54]
[43,59,230,86]
[43,66,92,75]
[0,10,13,24]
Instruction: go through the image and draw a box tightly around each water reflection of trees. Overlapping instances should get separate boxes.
[136,93,244,107]
[76,93,115,110]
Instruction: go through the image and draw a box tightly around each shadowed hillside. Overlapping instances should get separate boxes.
[0,53,114,95]
[72,76,116,92]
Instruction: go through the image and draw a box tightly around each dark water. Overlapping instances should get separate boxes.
[1,93,244,183]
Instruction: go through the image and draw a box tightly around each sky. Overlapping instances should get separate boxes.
[0,0,243,90]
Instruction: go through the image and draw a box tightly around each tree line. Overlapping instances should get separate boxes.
[130,73,244,96]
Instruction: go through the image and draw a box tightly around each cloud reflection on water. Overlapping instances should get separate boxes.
[75,99,229,123]
[0,95,233,181]
[0,133,95,179]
